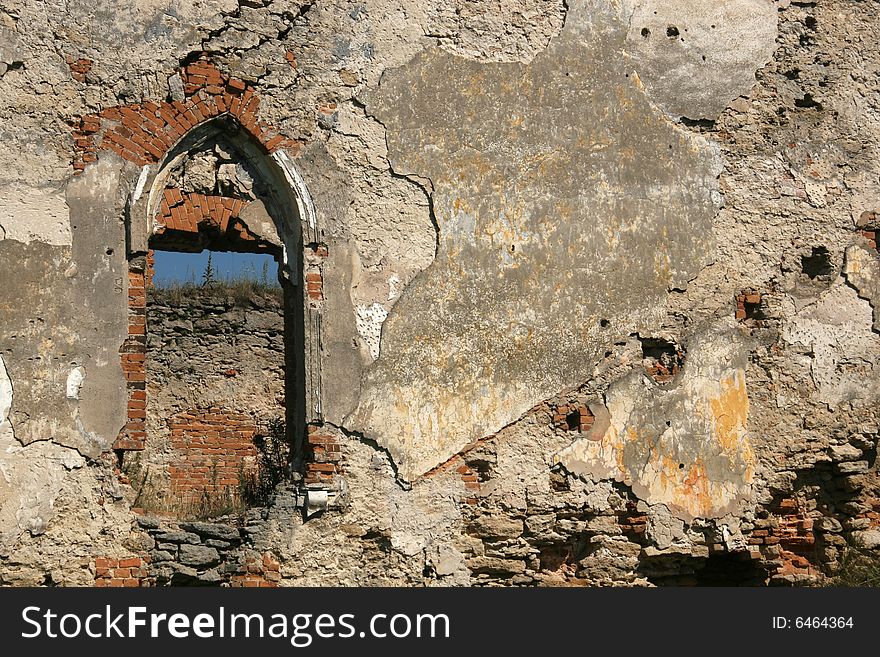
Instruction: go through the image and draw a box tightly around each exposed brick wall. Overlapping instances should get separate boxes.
[65,56,92,83]
[638,336,684,383]
[94,556,151,587]
[746,498,820,580]
[736,290,764,323]
[304,424,343,487]
[552,400,594,433]
[71,56,300,173]
[304,243,328,303]
[151,189,276,253]
[115,256,151,451]
[617,504,648,539]
[456,462,481,505]
[229,553,281,587]
[421,450,486,505]
[129,287,287,516]
[859,211,878,252]
[645,363,676,383]
[168,407,259,505]
[158,189,248,234]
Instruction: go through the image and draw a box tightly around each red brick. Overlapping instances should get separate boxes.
[226,78,246,92]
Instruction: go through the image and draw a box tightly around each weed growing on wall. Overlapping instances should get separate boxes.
[241,418,290,508]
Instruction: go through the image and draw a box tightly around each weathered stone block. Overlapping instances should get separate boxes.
[178,545,222,567]
[181,522,241,542]
[467,515,524,541]
[467,557,526,576]
[153,531,201,544]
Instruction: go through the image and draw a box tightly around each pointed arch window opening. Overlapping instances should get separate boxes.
[118,114,312,486]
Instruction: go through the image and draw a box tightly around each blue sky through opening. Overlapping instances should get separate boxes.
[152,250,279,287]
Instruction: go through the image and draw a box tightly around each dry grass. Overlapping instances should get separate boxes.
[824,544,880,587]
[151,278,283,306]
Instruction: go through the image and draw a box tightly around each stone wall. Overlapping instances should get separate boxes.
[1,0,880,587]
[129,285,286,516]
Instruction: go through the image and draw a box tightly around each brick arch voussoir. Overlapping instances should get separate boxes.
[71,57,302,174]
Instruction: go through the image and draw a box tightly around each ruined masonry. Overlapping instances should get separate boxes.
[1,0,880,586]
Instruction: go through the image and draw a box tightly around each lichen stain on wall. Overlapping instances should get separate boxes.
[351,1,725,480]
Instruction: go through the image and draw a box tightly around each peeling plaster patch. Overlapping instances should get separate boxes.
[353,1,722,480]
[0,431,85,541]
[782,282,880,408]
[0,356,13,436]
[65,367,84,400]
[0,184,71,245]
[355,303,389,361]
[556,327,754,521]
[844,244,880,331]
[0,355,85,540]
[622,0,778,119]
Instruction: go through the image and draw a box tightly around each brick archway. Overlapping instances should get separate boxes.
[74,56,337,503]
[72,57,299,174]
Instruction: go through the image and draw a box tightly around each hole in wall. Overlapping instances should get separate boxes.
[666,25,679,38]
[641,27,650,37]
[680,117,716,129]
[736,291,766,324]
[858,216,878,252]
[640,550,770,586]
[140,249,287,518]
[801,246,833,280]
[692,552,769,586]
[744,295,765,320]
[638,336,684,384]
[795,93,823,110]
[465,456,494,483]
[553,401,595,433]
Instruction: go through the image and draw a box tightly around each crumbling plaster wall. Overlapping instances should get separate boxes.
[1,0,879,586]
